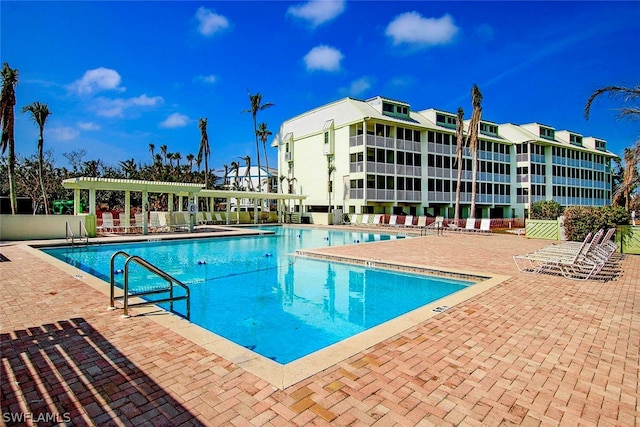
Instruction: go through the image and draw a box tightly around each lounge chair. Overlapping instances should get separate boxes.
[513,230,604,280]
[172,212,190,230]
[214,213,225,224]
[350,214,361,225]
[463,218,477,232]
[415,216,427,228]
[97,212,118,234]
[403,215,414,227]
[479,218,492,233]
[125,212,144,233]
[204,212,214,224]
[360,214,370,226]
[388,215,398,226]
[196,212,206,225]
[372,215,382,226]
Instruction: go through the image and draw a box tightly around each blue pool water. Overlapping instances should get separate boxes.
[44,227,471,364]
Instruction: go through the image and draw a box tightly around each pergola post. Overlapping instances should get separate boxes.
[89,189,96,215]
[73,188,81,215]
[142,190,149,235]
[124,190,131,229]
[226,197,231,225]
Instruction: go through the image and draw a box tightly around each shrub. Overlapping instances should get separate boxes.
[530,200,563,220]
[564,205,630,241]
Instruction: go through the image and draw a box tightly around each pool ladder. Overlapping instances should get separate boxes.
[66,220,89,246]
[109,251,190,320]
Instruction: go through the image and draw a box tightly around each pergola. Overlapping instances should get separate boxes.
[62,177,307,235]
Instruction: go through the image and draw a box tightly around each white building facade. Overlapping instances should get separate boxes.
[274,96,617,219]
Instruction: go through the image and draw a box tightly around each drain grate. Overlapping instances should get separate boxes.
[0,253,10,262]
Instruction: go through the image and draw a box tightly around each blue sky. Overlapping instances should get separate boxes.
[3,1,639,176]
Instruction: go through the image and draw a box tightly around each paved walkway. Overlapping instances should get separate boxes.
[1,231,638,426]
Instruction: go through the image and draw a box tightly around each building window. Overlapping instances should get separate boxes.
[539,126,555,140]
[570,134,583,146]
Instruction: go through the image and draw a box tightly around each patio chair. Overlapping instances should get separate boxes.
[372,214,382,226]
[463,218,477,232]
[513,231,603,280]
[214,213,225,224]
[415,216,427,228]
[403,215,414,227]
[479,218,492,233]
[388,215,398,226]
[360,214,370,226]
[97,212,118,234]
[204,212,214,224]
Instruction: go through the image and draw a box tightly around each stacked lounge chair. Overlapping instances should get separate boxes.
[513,228,620,280]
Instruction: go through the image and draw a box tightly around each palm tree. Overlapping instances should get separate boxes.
[453,107,465,225]
[327,162,336,214]
[222,164,229,187]
[612,140,640,209]
[230,161,240,189]
[243,91,274,192]
[160,144,168,164]
[1,62,18,214]
[239,155,254,191]
[197,118,210,188]
[584,85,640,121]
[119,158,137,179]
[22,101,52,214]
[148,143,155,162]
[256,122,273,193]
[466,84,483,219]
[186,153,195,172]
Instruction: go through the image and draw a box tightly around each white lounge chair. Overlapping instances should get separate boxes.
[360,214,370,226]
[97,212,118,234]
[513,231,604,280]
[372,215,382,225]
[388,215,398,226]
[463,218,477,232]
[479,218,492,233]
[404,215,414,227]
[415,216,427,228]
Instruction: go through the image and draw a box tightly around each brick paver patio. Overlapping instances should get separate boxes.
[1,230,638,426]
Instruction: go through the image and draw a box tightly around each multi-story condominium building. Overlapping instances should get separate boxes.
[274,96,616,219]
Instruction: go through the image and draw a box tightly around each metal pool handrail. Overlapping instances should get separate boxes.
[109,250,190,320]
[65,220,89,246]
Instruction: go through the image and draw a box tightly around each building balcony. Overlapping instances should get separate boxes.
[349,135,364,147]
[366,189,395,201]
[397,190,422,202]
[366,135,394,149]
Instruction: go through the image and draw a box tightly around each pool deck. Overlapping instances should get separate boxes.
[1,228,638,425]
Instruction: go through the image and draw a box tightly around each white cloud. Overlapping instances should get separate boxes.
[304,45,344,72]
[49,126,79,141]
[287,0,345,28]
[68,67,124,95]
[344,77,373,96]
[196,7,230,37]
[385,12,459,47]
[196,74,218,85]
[77,121,101,131]
[160,113,189,128]
[93,94,164,117]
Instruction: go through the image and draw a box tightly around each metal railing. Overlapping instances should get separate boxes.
[109,251,190,320]
[65,220,89,246]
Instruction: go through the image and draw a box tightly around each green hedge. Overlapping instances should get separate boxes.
[530,200,564,220]
[564,206,630,242]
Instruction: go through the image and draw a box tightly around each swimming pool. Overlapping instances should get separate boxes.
[44,226,473,364]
